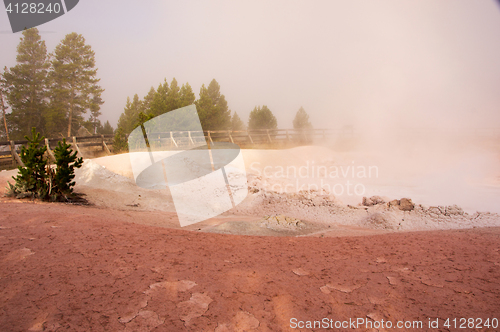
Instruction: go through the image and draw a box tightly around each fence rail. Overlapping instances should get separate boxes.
[0,134,114,169]
[0,129,344,170]
[131,128,338,150]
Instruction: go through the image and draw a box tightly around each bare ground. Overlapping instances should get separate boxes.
[0,198,499,331]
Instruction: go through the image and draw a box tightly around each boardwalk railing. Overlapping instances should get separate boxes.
[0,128,346,170]
[0,134,114,169]
[138,128,337,150]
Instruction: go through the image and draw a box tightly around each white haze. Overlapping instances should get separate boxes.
[0,0,499,212]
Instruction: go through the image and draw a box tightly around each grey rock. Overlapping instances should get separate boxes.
[399,198,415,211]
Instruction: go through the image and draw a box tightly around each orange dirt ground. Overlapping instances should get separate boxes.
[0,198,499,331]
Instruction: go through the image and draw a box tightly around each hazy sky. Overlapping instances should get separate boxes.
[1,0,500,132]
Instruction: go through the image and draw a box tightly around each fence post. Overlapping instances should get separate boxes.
[247,130,254,144]
[188,131,194,146]
[170,131,178,148]
[207,131,214,146]
[10,141,24,167]
[228,130,234,144]
[267,129,272,143]
[45,138,56,162]
[72,136,83,158]
[101,135,111,155]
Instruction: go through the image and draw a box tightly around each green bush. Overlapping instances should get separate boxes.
[112,127,128,153]
[7,128,83,201]
[51,139,84,198]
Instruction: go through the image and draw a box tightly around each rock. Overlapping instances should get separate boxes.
[399,198,414,211]
[364,212,398,229]
[362,196,386,206]
[388,200,400,208]
[249,187,259,194]
[260,214,305,231]
[386,198,414,211]
[445,205,464,216]
[371,196,386,205]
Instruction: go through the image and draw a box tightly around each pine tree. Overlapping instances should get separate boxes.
[180,83,195,107]
[293,106,312,129]
[248,105,277,130]
[1,28,50,139]
[141,87,156,114]
[7,128,48,199]
[7,128,83,200]
[149,79,169,117]
[99,120,113,135]
[51,138,83,197]
[82,118,97,134]
[231,112,245,131]
[113,127,128,153]
[116,94,142,134]
[195,79,231,130]
[49,32,103,137]
[165,78,180,112]
[114,78,197,139]
[87,91,104,134]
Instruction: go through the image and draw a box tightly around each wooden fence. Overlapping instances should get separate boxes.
[0,134,114,170]
[0,128,343,170]
[141,128,335,150]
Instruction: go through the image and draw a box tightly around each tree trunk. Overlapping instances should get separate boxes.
[67,87,74,137]
[0,92,9,140]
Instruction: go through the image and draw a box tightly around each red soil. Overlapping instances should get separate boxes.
[0,199,499,331]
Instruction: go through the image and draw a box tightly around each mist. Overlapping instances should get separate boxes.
[1,0,499,212]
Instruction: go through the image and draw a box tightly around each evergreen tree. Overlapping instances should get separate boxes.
[7,128,48,198]
[51,139,83,196]
[116,94,142,134]
[231,112,245,131]
[293,106,312,129]
[1,28,50,139]
[99,120,114,135]
[195,79,231,130]
[87,91,104,134]
[149,79,169,117]
[248,105,277,130]
[82,118,97,134]
[7,128,83,200]
[165,78,180,112]
[44,94,67,138]
[112,127,128,153]
[114,79,198,140]
[141,86,156,114]
[179,83,195,107]
[49,32,103,137]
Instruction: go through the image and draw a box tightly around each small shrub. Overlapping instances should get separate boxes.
[7,128,83,201]
[51,139,83,199]
[7,128,49,199]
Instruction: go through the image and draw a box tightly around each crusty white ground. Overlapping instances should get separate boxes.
[69,145,500,232]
